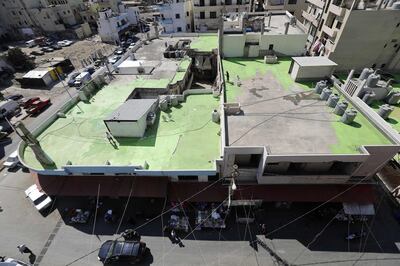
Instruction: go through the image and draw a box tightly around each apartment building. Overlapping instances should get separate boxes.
[88,0,122,12]
[0,0,94,37]
[158,0,193,33]
[97,4,140,43]
[263,0,307,20]
[192,0,250,32]
[302,0,400,72]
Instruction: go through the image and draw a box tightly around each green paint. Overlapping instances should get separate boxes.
[223,58,392,154]
[23,79,220,170]
[190,34,218,52]
[223,58,314,102]
[171,58,191,84]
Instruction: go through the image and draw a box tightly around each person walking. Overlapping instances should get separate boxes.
[17,244,33,255]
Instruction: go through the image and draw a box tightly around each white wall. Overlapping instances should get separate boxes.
[292,64,335,81]
[222,33,307,57]
[105,116,147,138]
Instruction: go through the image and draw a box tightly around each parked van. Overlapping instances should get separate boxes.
[25,40,36,48]
[74,71,91,87]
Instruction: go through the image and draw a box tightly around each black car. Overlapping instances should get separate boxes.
[67,73,80,87]
[30,50,45,56]
[5,94,23,101]
[98,240,147,265]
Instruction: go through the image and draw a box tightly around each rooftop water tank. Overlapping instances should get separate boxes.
[377,104,394,120]
[361,91,376,105]
[333,101,348,116]
[385,91,400,105]
[314,80,327,94]
[340,108,357,124]
[320,87,332,101]
[366,74,380,88]
[327,93,340,108]
[212,109,220,123]
[359,68,374,81]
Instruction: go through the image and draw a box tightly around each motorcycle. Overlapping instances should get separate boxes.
[121,229,141,241]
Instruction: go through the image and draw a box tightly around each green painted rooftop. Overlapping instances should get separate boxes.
[223,58,392,154]
[22,77,221,170]
[190,34,218,52]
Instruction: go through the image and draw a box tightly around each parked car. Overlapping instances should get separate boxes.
[67,72,80,87]
[5,94,23,101]
[108,56,121,65]
[98,240,147,265]
[30,50,45,56]
[62,40,74,46]
[41,47,54,53]
[114,49,124,55]
[85,67,95,74]
[0,257,30,266]
[24,184,52,211]
[25,40,36,48]
[128,43,136,50]
[27,98,51,115]
[22,97,40,109]
[3,151,20,169]
[51,44,62,50]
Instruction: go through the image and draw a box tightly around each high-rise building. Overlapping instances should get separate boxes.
[302,0,400,71]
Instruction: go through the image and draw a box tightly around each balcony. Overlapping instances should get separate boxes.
[307,0,324,9]
[302,10,319,27]
[322,24,337,38]
[329,4,346,16]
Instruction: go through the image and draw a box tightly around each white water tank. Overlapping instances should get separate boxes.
[366,74,380,87]
[359,68,374,81]
[341,109,357,124]
[212,109,220,123]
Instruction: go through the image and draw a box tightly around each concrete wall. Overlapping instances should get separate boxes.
[222,33,308,57]
[329,9,400,72]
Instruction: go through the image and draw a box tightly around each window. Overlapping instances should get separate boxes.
[336,21,342,29]
[237,0,242,4]
[187,24,190,30]
[210,0,216,5]
[178,175,198,181]
[200,11,205,19]
[19,11,22,15]
[288,0,297,4]
[210,11,217,19]
[384,43,387,48]
[175,13,180,19]
[186,11,189,16]
[226,0,232,5]
[177,26,182,32]
[200,0,205,6]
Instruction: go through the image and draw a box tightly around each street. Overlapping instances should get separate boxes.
[1,166,400,265]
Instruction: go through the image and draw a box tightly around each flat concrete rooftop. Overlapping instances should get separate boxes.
[223,58,392,154]
[263,14,305,35]
[21,37,220,170]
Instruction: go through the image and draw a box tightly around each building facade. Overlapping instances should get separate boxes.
[302,0,400,72]
[158,0,193,33]
[97,4,140,43]
[192,0,250,32]
[0,0,95,38]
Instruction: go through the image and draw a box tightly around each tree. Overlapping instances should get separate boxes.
[6,48,35,71]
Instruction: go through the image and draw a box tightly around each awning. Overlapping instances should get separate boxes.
[343,203,375,215]
[35,174,167,198]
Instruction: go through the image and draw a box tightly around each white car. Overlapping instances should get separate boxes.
[24,184,52,211]
[108,56,121,65]
[0,258,29,266]
[57,40,73,47]
[128,43,136,49]
[3,151,20,169]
